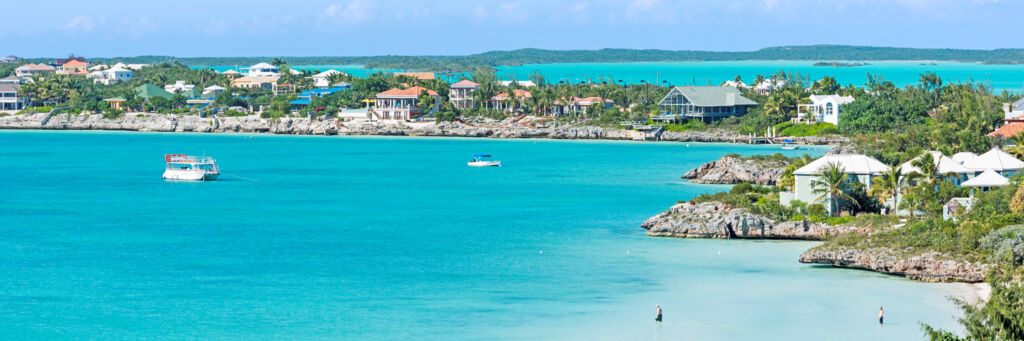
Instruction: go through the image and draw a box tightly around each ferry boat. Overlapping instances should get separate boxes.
[468,155,501,167]
[163,154,220,181]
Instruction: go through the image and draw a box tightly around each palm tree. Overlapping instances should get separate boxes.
[778,154,813,191]
[870,166,908,215]
[908,152,940,188]
[811,161,860,217]
[1008,132,1024,159]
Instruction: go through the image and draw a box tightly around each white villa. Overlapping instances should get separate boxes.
[165,81,196,94]
[754,79,786,95]
[14,63,55,78]
[898,151,973,185]
[88,66,133,85]
[311,70,345,88]
[780,154,890,215]
[245,63,279,76]
[489,89,532,112]
[721,80,749,89]
[371,86,441,121]
[449,79,479,109]
[959,147,1024,177]
[796,94,855,125]
[0,83,30,111]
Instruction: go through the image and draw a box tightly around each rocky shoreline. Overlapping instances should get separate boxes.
[642,201,989,282]
[0,112,849,144]
[681,155,788,186]
[641,202,857,240]
[799,246,989,282]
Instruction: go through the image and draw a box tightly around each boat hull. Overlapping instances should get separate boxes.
[163,169,219,181]
[468,161,501,167]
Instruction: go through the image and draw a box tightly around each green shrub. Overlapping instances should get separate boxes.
[980,225,1024,265]
[807,204,826,217]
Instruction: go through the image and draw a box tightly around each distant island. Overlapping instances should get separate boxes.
[29,45,1024,72]
[813,62,870,67]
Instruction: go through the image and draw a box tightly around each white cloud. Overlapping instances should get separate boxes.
[324,1,374,24]
[63,16,98,32]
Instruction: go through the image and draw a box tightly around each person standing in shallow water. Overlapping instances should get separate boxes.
[878,307,884,325]
[655,305,662,322]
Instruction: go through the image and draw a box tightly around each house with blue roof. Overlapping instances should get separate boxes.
[289,87,348,111]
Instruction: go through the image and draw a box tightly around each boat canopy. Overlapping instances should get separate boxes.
[474,154,491,158]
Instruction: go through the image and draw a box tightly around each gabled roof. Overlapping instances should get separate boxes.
[376,86,438,98]
[899,151,972,175]
[203,85,226,91]
[988,122,1024,138]
[16,63,55,71]
[451,79,480,88]
[952,152,979,164]
[961,169,1010,187]
[0,83,22,93]
[1013,97,1024,111]
[63,60,87,67]
[135,84,174,99]
[312,69,345,78]
[962,147,1024,172]
[663,86,758,107]
[794,154,890,176]
[394,72,436,80]
[221,69,240,75]
[249,62,276,70]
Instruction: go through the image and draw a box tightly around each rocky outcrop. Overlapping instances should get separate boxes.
[681,155,787,185]
[641,202,857,240]
[799,246,990,282]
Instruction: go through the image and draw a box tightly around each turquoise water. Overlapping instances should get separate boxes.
[497,61,1024,91]
[213,61,1024,91]
[0,131,967,340]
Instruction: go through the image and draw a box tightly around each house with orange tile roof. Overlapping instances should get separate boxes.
[394,72,436,81]
[15,63,55,77]
[552,96,615,116]
[489,89,532,112]
[988,120,1024,138]
[449,79,479,109]
[58,60,89,75]
[372,86,441,121]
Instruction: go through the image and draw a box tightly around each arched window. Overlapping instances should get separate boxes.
[825,102,834,116]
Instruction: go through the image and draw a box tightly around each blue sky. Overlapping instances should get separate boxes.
[2,0,1021,57]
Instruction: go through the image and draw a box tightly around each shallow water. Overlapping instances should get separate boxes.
[0,131,967,340]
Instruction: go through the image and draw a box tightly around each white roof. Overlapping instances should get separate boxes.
[951,152,978,164]
[312,69,343,79]
[88,64,107,71]
[289,69,302,75]
[249,62,276,70]
[899,151,972,175]
[809,94,855,106]
[961,169,1010,187]
[721,80,748,88]
[204,85,226,91]
[962,147,1024,172]
[794,154,891,176]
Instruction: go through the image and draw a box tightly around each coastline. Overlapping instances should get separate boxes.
[0,112,848,144]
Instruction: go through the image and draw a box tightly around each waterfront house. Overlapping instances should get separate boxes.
[449,79,479,109]
[15,63,55,77]
[780,154,890,215]
[245,63,279,76]
[58,60,89,75]
[721,80,748,89]
[796,95,855,125]
[394,72,436,81]
[1004,97,1024,121]
[960,147,1024,177]
[165,81,196,94]
[231,75,279,90]
[88,66,133,85]
[489,89,532,112]
[371,86,440,121]
[552,96,615,116]
[135,84,175,100]
[0,84,30,111]
[0,55,16,63]
[656,86,757,123]
[754,78,786,95]
[310,70,347,88]
[898,151,973,185]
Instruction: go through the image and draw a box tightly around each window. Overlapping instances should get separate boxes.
[825,102,834,116]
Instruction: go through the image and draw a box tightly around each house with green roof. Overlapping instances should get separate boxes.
[135,84,174,100]
[656,86,758,122]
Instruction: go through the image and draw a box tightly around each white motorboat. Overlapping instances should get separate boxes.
[163,154,220,181]
[468,154,501,167]
[780,140,799,150]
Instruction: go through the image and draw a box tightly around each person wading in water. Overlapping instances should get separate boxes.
[878,307,884,325]
[655,305,663,322]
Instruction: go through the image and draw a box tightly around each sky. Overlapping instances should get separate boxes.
[2,0,1022,58]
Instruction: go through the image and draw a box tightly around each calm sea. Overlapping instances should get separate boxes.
[0,131,968,340]
[204,61,1024,91]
